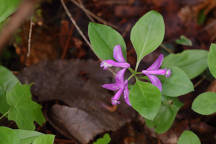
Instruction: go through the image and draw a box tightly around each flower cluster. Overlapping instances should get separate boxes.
[101,45,171,106]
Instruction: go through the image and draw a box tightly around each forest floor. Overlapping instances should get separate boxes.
[2,0,216,143]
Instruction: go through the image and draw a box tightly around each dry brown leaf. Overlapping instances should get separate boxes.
[18,60,136,143]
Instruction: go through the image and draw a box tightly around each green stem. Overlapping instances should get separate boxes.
[127,74,134,81]
[160,44,174,54]
[136,72,142,74]
[128,68,135,74]
[135,62,139,71]
[0,111,9,120]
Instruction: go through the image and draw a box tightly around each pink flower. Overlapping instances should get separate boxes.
[101,45,130,105]
[142,54,171,91]
[100,45,130,70]
[102,68,130,105]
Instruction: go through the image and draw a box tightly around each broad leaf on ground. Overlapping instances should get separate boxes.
[129,80,161,120]
[0,66,19,90]
[161,67,194,97]
[6,84,45,130]
[32,134,55,144]
[145,96,183,134]
[14,129,42,144]
[178,130,201,144]
[0,66,20,114]
[130,10,165,69]
[162,50,208,79]
[88,22,126,60]
[208,43,216,78]
[192,92,216,115]
[0,126,20,144]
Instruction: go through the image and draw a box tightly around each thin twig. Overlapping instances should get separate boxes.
[194,76,205,88]
[61,0,116,75]
[27,17,33,57]
[77,0,94,22]
[70,0,117,29]
[61,26,73,59]
[61,0,92,49]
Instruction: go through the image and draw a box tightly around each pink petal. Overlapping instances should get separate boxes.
[115,68,126,85]
[123,82,131,106]
[113,45,126,62]
[102,83,119,91]
[101,60,130,70]
[142,69,167,75]
[147,54,164,70]
[112,88,124,105]
[146,74,162,91]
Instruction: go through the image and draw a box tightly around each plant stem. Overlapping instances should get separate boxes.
[0,111,9,120]
[160,44,174,54]
[127,74,134,81]
[135,62,139,71]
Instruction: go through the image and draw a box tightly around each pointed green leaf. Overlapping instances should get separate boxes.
[145,97,183,134]
[88,22,126,60]
[7,84,45,130]
[14,129,43,144]
[162,50,208,79]
[192,92,216,115]
[0,127,54,144]
[93,133,111,144]
[178,130,201,144]
[0,0,21,23]
[131,10,165,68]
[175,35,192,46]
[32,134,55,144]
[208,43,216,78]
[0,66,20,90]
[129,80,161,120]
[0,126,20,144]
[0,87,9,114]
[0,66,20,114]
[161,67,194,97]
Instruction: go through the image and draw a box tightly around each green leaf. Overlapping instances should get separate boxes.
[192,92,216,115]
[0,66,20,114]
[93,133,111,144]
[0,0,21,23]
[145,97,183,134]
[14,129,42,144]
[0,126,20,144]
[130,10,165,69]
[0,66,20,90]
[178,130,201,144]
[88,22,126,60]
[208,43,216,78]
[161,67,194,97]
[0,127,54,144]
[175,35,192,46]
[162,50,208,79]
[6,84,45,130]
[0,87,9,114]
[32,135,55,144]
[129,80,161,120]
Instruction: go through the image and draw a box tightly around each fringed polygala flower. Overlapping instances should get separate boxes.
[100,45,130,70]
[101,45,130,105]
[102,68,130,105]
[142,54,171,91]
